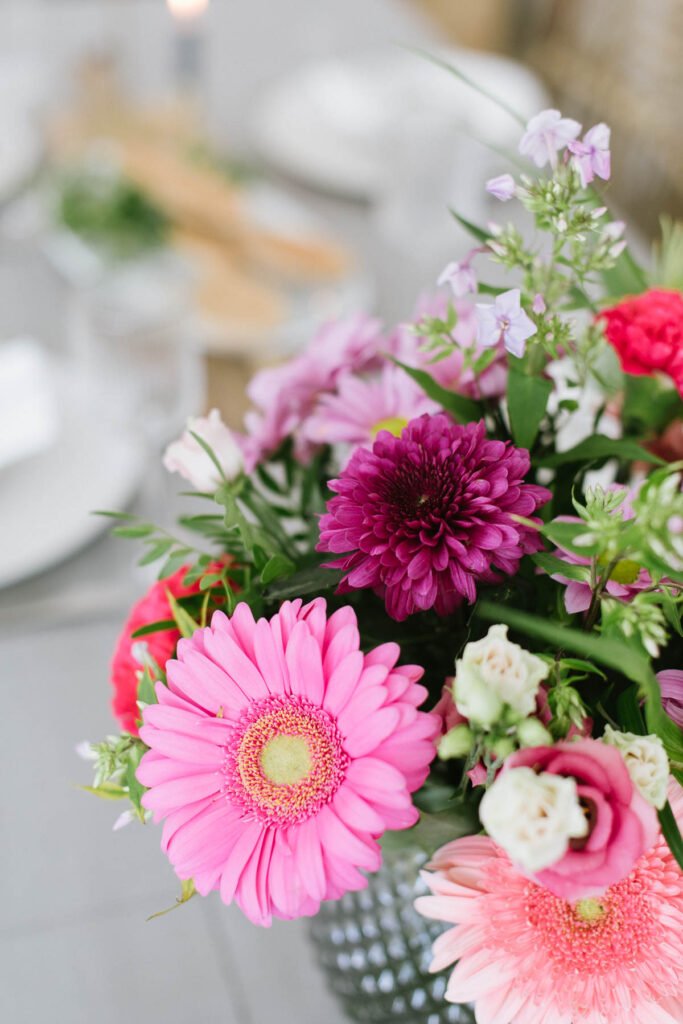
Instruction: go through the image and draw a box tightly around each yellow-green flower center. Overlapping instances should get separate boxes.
[260,734,312,785]
[574,897,606,923]
[371,416,408,439]
[606,558,641,585]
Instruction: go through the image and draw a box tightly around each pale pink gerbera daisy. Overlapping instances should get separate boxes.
[416,785,683,1024]
[137,598,439,926]
[303,363,439,453]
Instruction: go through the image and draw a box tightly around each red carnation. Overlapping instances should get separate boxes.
[599,288,683,394]
[110,567,200,735]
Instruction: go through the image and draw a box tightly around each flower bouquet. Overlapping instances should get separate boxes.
[82,93,683,1024]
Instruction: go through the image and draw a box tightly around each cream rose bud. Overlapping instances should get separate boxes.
[602,726,669,809]
[454,624,549,728]
[480,766,589,872]
[163,409,244,491]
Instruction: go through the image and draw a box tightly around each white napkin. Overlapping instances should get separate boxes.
[0,337,60,471]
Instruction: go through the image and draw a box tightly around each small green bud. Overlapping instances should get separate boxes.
[490,736,516,760]
[516,718,553,748]
[438,724,474,761]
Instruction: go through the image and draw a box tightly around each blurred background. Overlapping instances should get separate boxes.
[1,1,681,1022]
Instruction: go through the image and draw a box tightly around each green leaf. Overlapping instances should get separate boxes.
[137,667,159,707]
[621,374,683,434]
[382,806,478,855]
[541,519,599,556]
[138,538,173,566]
[130,619,176,639]
[125,744,146,815]
[157,548,193,580]
[79,782,127,800]
[112,523,154,539]
[265,564,343,600]
[449,208,490,244]
[658,801,683,873]
[507,366,552,450]
[560,658,606,680]
[393,359,483,423]
[260,554,296,585]
[531,551,591,582]
[617,685,646,734]
[165,591,200,639]
[600,246,648,298]
[536,434,664,469]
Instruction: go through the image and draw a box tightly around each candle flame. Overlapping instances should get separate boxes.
[167,0,209,20]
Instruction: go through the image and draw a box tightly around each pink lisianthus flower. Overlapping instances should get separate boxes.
[502,739,658,900]
[302,363,439,456]
[137,598,439,926]
[416,783,683,1023]
[397,291,508,400]
[568,122,611,187]
[657,670,683,728]
[163,409,246,491]
[317,414,550,622]
[519,108,582,168]
[244,313,389,462]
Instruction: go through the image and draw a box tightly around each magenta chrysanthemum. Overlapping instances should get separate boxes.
[137,598,439,926]
[317,414,550,621]
[416,784,683,1024]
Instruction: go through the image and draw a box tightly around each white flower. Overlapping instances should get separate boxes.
[75,740,97,761]
[480,766,588,872]
[163,408,244,491]
[602,726,669,809]
[454,624,549,728]
[518,108,581,168]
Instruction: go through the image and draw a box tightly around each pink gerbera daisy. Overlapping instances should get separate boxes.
[317,414,550,621]
[137,598,439,926]
[303,363,439,454]
[416,785,683,1024]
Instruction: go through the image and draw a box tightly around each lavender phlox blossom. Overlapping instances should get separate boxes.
[437,258,478,298]
[485,173,516,202]
[568,122,611,187]
[476,288,537,358]
[519,108,581,168]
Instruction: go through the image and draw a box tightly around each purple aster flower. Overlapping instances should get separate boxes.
[317,413,550,621]
[476,288,537,358]
[519,108,581,168]
[485,173,516,201]
[568,122,611,187]
[656,670,683,729]
[437,259,477,298]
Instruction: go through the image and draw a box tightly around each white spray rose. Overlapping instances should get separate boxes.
[454,624,549,728]
[602,726,669,809]
[163,409,244,491]
[479,766,588,872]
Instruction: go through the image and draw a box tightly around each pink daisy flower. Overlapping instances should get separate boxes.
[137,598,439,926]
[303,363,439,454]
[317,414,550,621]
[244,314,389,462]
[416,784,683,1024]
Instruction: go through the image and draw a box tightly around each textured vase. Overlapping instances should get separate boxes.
[309,850,475,1023]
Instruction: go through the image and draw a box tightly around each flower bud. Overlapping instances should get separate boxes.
[438,724,474,760]
[517,718,553,748]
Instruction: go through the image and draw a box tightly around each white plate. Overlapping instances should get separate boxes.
[252,48,548,199]
[0,395,146,589]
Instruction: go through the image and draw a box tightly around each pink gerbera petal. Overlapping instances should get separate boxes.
[138,598,438,925]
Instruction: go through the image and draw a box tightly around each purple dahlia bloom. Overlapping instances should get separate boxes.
[317,413,550,621]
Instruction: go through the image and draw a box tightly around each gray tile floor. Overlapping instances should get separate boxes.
[1,618,346,1024]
